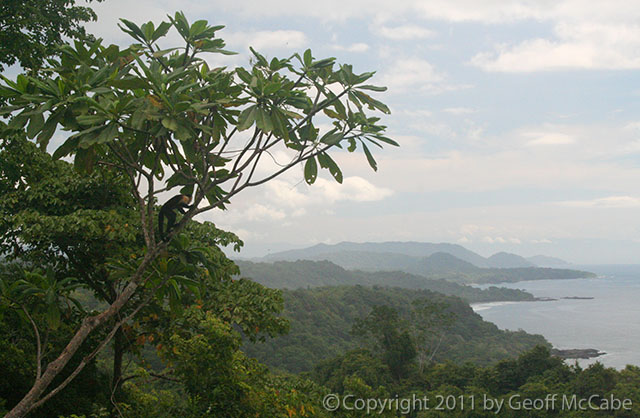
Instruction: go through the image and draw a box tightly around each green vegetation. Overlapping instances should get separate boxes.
[236,259,537,303]
[244,286,548,373]
[0,281,110,417]
[310,345,640,417]
[0,0,103,72]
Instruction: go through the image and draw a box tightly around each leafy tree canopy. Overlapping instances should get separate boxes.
[0,0,102,72]
[0,11,395,416]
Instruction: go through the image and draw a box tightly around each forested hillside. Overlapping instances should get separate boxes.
[236,259,536,302]
[244,286,549,372]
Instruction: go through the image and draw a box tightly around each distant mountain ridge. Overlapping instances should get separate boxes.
[261,241,570,269]
[487,252,535,268]
[263,241,490,267]
[254,241,591,284]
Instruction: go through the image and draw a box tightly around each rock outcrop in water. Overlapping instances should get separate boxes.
[551,348,605,359]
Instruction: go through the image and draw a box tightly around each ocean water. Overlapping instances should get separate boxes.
[471,266,640,369]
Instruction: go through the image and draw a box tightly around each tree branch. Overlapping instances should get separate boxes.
[20,305,42,380]
[29,270,163,413]
[5,245,165,418]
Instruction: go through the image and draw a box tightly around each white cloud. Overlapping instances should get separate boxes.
[558,196,640,208]
[291,208,307,217]
[410,1,551,23]
[379,24,435,40]
[86,1,640,74]
[482,236,521,244]
[378,58,467,94]
[331,42,370,52]
[380,58,442,90]
[264,180,311,208]
[459,224,484,236]
[525,132,575,146]
[210,0,553,23]
[225,30,308,51]
[314,176,394,202]
[531,239,552,244]
[209,0,640,26]
[472,22,640,72]
[231,228,256,241]
[624,121,640,131]
[265,176,393,207]
[403,109,433,117]
[208,174,394,243]
[443,107,475,115]
[245,204,286,221]
[408,121,456,138]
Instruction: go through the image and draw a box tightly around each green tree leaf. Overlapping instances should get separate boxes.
[26,112,44,139]
[304,157,318,184]
[358,85,387,92]
[317,152,343,183]
[237,105,258,131]
[255,108,274,132]
[362,143,378,171]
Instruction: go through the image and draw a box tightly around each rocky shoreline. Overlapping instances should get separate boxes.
[551,348,606,360]
[533,296,594,302]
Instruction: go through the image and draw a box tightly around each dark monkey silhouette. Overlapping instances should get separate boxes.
[158,194,192,240]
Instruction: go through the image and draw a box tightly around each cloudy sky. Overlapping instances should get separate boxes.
[78,1,640,263]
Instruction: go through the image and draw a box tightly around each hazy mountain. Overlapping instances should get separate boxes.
[487,252,535,268]
[527,255,570,267]
[413,252,479,273]
[254,241,595,284]
[263,241,490,267]
[259,241,578,271]
[262,242,556,269]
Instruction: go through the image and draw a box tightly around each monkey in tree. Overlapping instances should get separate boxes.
[158,194,192,240]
